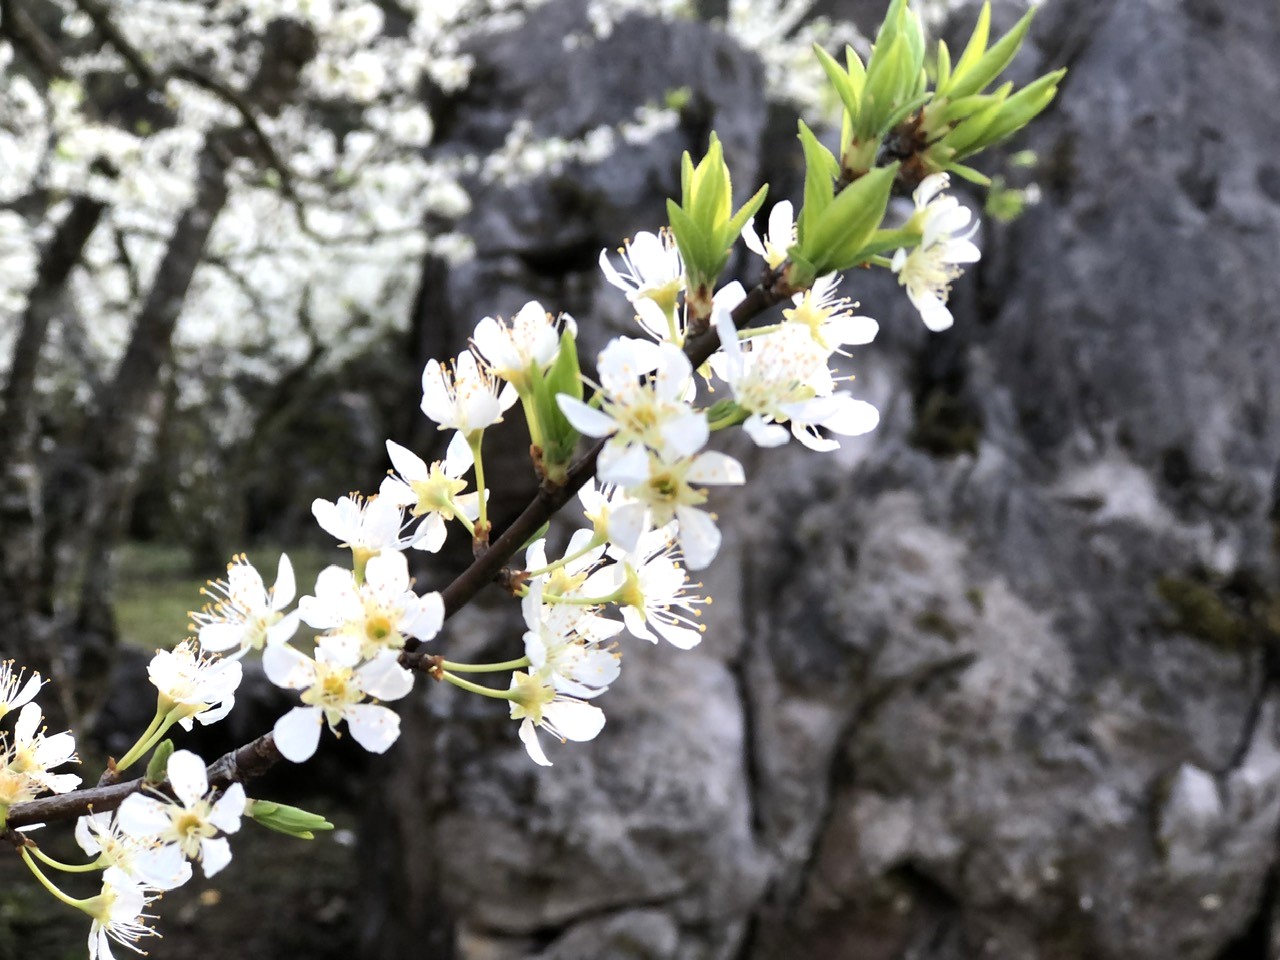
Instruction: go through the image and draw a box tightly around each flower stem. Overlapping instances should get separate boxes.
[29,846,103,874]
[450,504,476,536]
[440,671,518,700]
[523,532,607,577]
[542,590,621,606]
[664,305,682,347]
[467,432,489,540]
[113,706,170,774]
[20,849,92,910]
[737,323,783,340]
[439,656,530,674]
[518,388,546,450]
[708,410,749,431]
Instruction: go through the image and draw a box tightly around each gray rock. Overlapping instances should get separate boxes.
[365,0,1280,957]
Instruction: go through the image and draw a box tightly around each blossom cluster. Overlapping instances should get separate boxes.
[0,141,981,960]
[0,2,1000,948]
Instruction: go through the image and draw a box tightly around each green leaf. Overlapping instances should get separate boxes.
[946,161,991,186]
[245,800,335,840]
[844,44,866,96]
[948,5,1038,99]
[882,91,932,135]
[852,225,922,261]
[861,33,909,136]
[815,43,861,122]
[804,162,898,272]
[723,183,769,246]
[941,96,1006,156]
[964,69,1064,151]
[936,38,952,92]
[937,92,1005,126]
[796,121,838,245]
[544,329,582,403]
[145,740,175,784]
[872,0,909,49]
[785,247,819,290]
[689,135,730,229]
[666,199,714,279]
[947,1,992,94]
[538,330,584,473]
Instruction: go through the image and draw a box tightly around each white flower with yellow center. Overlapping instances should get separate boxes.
[192,553,299,657]
[472,300,575,390]
[507,670,606,768]
[420,349,518,438]
[599,229,684,315]
[0,660,43,721]
[116,750,245,879]
[84,871,161,960]
[76,812,192,891]
[147,640,243,730]
[890,173,981,332]
[557,337,707,484]
[521,576,621,701]
[593,528,708,649]
[312,493,421,555]
[378,434,479,553]
[264,640,413,763]
[577,479,649,553]
[742,200,795,269]
[782,273,879,353]
[712,320,880,451]
[613,450,745,570]
[298,549,444,661]
[523,531,619,643]
[0,703,80,808]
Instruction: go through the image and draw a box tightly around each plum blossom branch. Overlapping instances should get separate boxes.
[2,268,789,831]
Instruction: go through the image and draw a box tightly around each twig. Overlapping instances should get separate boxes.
[3,269,791,832]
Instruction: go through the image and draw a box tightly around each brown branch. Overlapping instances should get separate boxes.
[4,734,282,833]
[4,269,791,831]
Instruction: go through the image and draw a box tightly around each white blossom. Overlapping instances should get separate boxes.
[597,528,709,649]
[0,703,81,806]
[85,871,161,960]
[147,640,243,730]
[522,580,621,701]
[713,320,880,451]
[191,554,300,657]
[741,200,795,269]
[299,550,444,660]
[782,273,879,353]
[613,451,745,570]
[557,337,707,484]
[890,173,982,332]
[471,300,575,389]
[420,350,518,437]
[598,229,684,311]
[312,493,422,554]
[116,750,244,879]
[0,660,43,721]
[378,434,478,552]
[264,641,413,763]
[507,670,606,767]
[75,812,192,891]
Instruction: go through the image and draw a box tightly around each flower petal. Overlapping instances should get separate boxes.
[274,706,323,763]
[344,703,402,754]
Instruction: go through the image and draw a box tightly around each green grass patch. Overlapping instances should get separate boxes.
[114,542,343,651]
